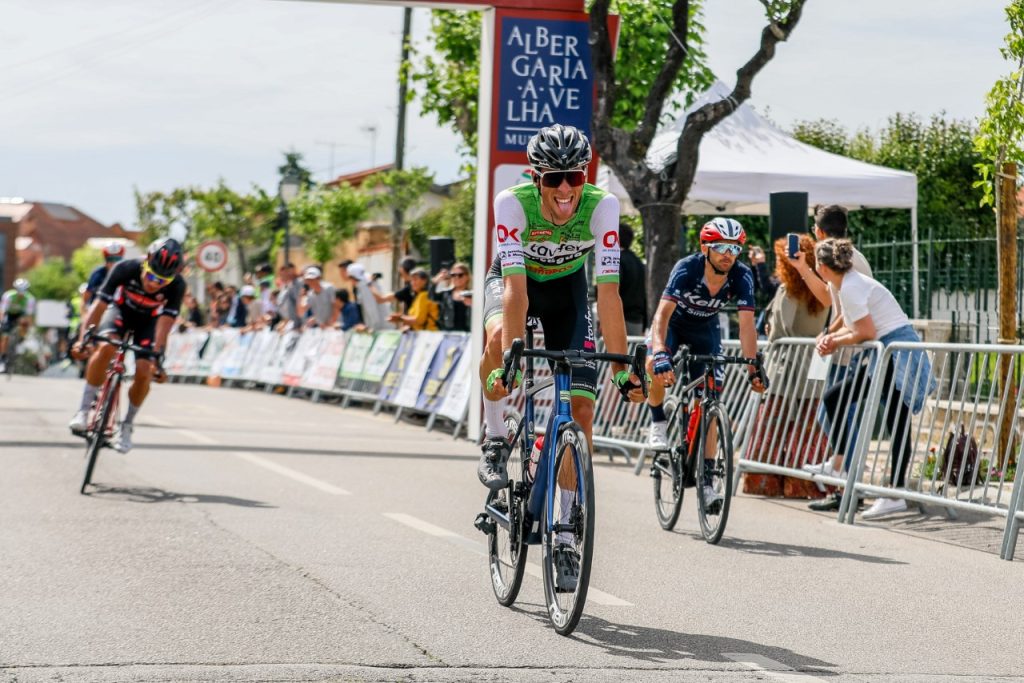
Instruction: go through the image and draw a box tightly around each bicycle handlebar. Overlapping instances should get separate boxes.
[502,338,649,399]
[672,345,770,390]
[83,326,163,365]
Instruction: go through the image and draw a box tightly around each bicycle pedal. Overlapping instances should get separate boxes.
[704,500,723,516]
[473,512,496,536]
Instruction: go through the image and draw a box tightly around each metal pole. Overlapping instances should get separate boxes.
[284,204,291,265]
[391,7,412,287]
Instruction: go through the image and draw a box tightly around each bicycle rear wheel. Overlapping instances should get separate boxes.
[487,413,529,606]
[541,422,594,636]
[652,399,684,530]
[81,375,120,494]
[695,403,733,544]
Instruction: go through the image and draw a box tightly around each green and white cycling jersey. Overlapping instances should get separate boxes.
[0,290,36,318]
[494,183,620,283]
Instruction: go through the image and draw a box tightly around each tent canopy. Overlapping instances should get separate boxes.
[598,80,917,215]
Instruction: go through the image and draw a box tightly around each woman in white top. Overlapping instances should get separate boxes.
[812,238,935,520]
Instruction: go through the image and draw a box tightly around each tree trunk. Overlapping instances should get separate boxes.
[997,161,1018,467]
[639,201,684,319]
[236,244,248,276]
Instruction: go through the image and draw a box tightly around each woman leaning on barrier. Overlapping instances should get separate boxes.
[743,234,831,499]
[810,238,936,520]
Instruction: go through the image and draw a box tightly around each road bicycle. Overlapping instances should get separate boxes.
[475,320,647,636]
[76,328,156,494]
[639,346,767,543]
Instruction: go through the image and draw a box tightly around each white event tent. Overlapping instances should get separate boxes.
[597,80,921,316]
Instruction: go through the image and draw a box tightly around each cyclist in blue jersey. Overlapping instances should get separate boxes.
[646,218,766,509]
[83,242,126,308]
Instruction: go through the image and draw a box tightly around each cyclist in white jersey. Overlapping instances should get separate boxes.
[477,124,644,493]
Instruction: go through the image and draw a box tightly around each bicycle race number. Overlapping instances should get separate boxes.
[196,241,228,273]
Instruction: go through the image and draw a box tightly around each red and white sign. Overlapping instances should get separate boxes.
[196,240,228,273]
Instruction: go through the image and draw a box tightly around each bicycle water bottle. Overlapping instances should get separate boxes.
[529,436,544,479]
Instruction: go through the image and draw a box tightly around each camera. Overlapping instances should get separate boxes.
[372,273,383,281]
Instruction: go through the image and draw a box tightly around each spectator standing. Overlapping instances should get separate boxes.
[808,238,935,519]
[434,262,472,332]
[301,266,337,328]
[389,268,438,331]
[275,263,303,330]
[617,223,647,336]
[743,234,830,499]
[346,263,393,331]
[240,285,263,329]
[177,292,204,331]
[335,289,362,331]
[224,285,246,328]
[372,256,417,312]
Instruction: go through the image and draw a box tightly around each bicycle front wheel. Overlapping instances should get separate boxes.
[652,399,684,530]
[487,413,529,606]
[81,376,119,494]
[541,422,594,636]
[695,403,733,544]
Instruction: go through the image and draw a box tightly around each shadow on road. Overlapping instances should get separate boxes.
[510,604,837,672]
[86,484,275,508]
[704,535,908,565]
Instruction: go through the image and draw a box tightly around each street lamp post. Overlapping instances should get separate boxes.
[278,170,301,265]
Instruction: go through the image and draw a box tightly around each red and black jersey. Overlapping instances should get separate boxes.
[97,258,185,319]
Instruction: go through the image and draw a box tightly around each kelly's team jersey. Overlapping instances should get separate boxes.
[494,182,620,283]
[97,259,185,319]
[661,253,755,329]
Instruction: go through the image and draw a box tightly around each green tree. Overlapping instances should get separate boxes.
[974,0,1024,208]
[70,245,104,284]
[23,258,77,300]
[288,183,369,265]
[366,166,436,279]
[134,187,197,246]
[408,178,475,264]
[278,151,315,190]
[191,181,279,273]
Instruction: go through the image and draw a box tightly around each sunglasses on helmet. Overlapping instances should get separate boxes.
[537,169,586,189]
[141,261,174,287]
[708,243,743,256]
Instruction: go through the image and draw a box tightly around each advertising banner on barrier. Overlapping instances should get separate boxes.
[417,334,467,412]
[260,331,299,385]
[209,329,242,378]
[198,330,231,377]
[220,332,252,379]
[339,331,376,379]
[241,330,277,382]
[393,331,445,408]
[166,330,199,375]
[378,332,417,402]
[301,329,347,391]
[361,331,402,382]
[282,328,322,386]
[436,340,475,424]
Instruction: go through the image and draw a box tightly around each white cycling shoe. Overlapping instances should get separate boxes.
[648,421,670,450]
[113,423,133,453]
[69,410,89,434]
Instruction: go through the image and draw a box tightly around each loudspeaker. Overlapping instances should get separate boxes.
[769,192,809,242]
[428,236,456,275]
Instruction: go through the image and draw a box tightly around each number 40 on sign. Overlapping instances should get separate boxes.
[197,240,228,273]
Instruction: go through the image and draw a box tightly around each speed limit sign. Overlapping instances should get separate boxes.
[196,240,228,273]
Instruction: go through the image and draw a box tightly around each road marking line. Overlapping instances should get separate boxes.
[173,426,350,495]
[232,451,351,496]
[383,512,632,607]
[722,653,831,682]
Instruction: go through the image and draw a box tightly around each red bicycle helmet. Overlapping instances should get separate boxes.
[699,217,746,245]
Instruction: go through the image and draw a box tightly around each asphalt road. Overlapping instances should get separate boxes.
[2,375,1022,682]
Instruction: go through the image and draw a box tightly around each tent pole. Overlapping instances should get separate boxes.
[911,205,920,319]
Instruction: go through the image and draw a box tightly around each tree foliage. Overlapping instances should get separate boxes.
[278,151,315,190]
[974,0,1024,207]
[191,181,279,273]
[408,178,476,265]
[367,166,436,215]
[134,187,197,247]
[24,257,77,301]
[287,184,369,265]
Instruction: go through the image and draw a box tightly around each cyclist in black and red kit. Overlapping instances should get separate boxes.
[69,238,186,452]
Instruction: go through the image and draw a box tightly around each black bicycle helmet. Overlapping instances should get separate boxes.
[526,124,592,171]
[147,237,184,278]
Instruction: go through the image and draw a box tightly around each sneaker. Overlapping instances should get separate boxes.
[477,437,512,490]
[553,544,580,593]
[808,494,840,512]
[69,410,89,434]
[861,496,908,520]
[113,423,133,453]
[648,421,669,450]
[802,460,839,478]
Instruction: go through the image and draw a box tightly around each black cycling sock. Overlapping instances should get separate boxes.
[649,404,666,423]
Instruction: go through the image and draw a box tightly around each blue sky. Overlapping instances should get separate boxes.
[0,0,1009,228]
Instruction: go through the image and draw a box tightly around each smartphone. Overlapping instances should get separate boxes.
[459,290,473,298]
[787,233,800,259]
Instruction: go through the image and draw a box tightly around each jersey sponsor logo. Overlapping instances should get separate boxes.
[677,291,727,316]
[529,229,553,239]
[602,232,619,248]
[496,224,521,244]
[524,240,589,261]
[599,255,619,267]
